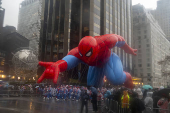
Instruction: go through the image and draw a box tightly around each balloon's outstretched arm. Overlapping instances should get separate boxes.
[120,43,137,56]
[37,47,82,83]
[98,34,137,56]
[37,60,67,83]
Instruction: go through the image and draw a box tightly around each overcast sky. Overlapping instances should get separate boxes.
[2,0,158,29]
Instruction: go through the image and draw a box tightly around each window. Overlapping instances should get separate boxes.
[147,63,150,67]
[138,36,141,40]
[138,64,142,67]
[144,35,147,38]
[140,73,143,76]
[147,73,151,76]
[138,45,141,48]
[147,44,150,47]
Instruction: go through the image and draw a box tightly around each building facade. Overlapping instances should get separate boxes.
[151,0,170,41]
[132,4,170,88]
[17,0,42,52]
[39,0,132,83]
[0,1,5,49]
[0,26,29,81]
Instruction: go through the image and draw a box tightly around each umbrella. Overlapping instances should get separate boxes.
[142,85,153,90]
[157,88,170,98]
[159,86,164,90]
[35,86,39,88]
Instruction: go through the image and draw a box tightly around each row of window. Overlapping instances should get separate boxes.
[134,62,150,67]
[0,52,5,56]
[135,73,151,77]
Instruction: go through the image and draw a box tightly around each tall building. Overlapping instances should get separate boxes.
[0,5,4,29]
[17,0,42,52]
[39,0,132,83]
[132,4,170,88]
[0,0,5,48]
[0,26,29,81]
[151,0,170,41]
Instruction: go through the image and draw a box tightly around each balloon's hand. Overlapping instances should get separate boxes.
[37,60,67,84]
[121,43,137,56]
[131,49,137,56]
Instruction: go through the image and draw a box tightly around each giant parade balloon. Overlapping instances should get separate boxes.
[37,34,137,89]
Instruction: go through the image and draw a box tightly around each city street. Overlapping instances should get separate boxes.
[0,97,100,113]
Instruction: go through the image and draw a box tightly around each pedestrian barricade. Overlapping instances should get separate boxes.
[101,99,170,113]
[102,98,120,113]
[147,107,170,113]
[102,98,130,113]
[0,90,38,97]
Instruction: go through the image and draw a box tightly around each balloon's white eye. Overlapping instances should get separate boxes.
[85,48,93,57]
[86,51,92,57]
[79,52,83,57]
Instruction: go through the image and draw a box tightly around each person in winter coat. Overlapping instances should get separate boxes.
[157,95,169,113]
[136,88,143,99]
[153,91,161,113]
[121,90,130,109]
[80,90,89,113]
[97,91,103,106]
[130,92,145,113]
[144,92,153,113]
[91,91,98,112]
[104,90,111,99]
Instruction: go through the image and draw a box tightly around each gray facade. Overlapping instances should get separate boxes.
[133,4,170,87]
[17,0,42,52]
[152,0,170,41]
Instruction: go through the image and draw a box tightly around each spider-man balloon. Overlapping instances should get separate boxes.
[38,34,137,89]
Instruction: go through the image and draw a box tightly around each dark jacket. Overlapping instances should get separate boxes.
[81,91,89,103]
[91,93,97,103]
[130,93,145,113]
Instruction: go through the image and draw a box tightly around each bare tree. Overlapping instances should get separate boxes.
[158,55,170,77]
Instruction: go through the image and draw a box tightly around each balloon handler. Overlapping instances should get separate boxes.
[37,34,137,89]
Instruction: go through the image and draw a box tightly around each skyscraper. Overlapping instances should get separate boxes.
[0,0,5,46]
[151,0,170,41]
[39,0,132,82]
[17,0,42,52]
[132,4,170,87]
[0,0,4,29]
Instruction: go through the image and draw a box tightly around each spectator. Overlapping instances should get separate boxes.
[136,88,143,99]
[153,91,161,113]
[157,95,169,113]
[130,92,145,113]
[97,91,102,107]
[91,90,98,112]
[121,90,130,109]
[144,92,153,113]
[143,89,148,100]
[80,90,89,113]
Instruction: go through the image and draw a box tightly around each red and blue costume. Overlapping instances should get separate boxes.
[37,34,137,89]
